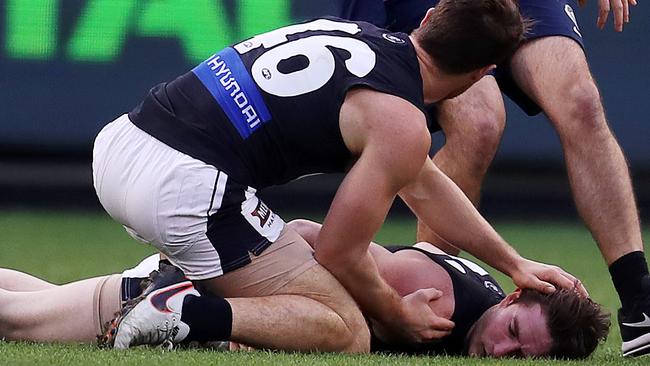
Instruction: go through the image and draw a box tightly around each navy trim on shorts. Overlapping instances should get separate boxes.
[121,276,147,304]
[205,174,274,274]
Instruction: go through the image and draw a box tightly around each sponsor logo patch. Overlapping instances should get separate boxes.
[150,283,194,313]
[564,4,583,38]
[623,313,650,328]
[192,47,272,139]
[382,33,405,44]
[251,199,271,227]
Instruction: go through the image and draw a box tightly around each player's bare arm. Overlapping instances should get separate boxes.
[315,88,454,343]
[398,158,587,297]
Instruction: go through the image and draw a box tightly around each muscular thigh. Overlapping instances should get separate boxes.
[493,0,586,116]
[202,226,362,323]
[509,36,593,117]
[203,226,318,297]
[275,264,364,328]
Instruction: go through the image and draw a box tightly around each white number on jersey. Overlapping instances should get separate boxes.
[234,19,377,97]
[444,255,490,276]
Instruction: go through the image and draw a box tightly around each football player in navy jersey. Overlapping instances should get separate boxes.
[341,0,649,357]
[90,0,585,352]
[0,219,609,358]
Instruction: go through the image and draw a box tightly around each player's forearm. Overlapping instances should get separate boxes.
[400,160,522,276]
[314,177,405,328]
[316,248,403,326]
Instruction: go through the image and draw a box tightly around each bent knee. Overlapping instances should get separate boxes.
[319,306,370,353]
[468,115,505,151]
[338,307,371,353]
[555,79,607,135]
[443,107,504,157]
[290,265,370,353]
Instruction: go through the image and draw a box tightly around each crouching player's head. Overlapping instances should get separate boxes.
[466,288,610,359]
[412,0,529,99]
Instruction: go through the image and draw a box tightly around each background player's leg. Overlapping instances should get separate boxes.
[510,36,650,355]
[416,76,506,254]
[0,276,110,342]
[510,36,643,265]
[0,269,57,291]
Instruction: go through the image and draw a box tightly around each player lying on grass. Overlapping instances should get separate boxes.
[342,0,649,357]
[0,220,609,359]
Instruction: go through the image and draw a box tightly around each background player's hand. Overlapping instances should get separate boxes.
[511,258,589,297]
[579,0,637,32]
[393,288,455,343]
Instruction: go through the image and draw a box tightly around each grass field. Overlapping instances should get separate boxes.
[1,210,649,365]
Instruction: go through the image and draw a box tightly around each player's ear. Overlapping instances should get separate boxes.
[482,64,497,75]
[472,64,496,82]
[501,288,522,306]
[419,7,436,28]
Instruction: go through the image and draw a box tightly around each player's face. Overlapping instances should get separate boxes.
[443,65,496,100]
[465,298,553,358]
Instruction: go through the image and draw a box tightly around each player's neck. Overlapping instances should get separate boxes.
[409,36,468,104]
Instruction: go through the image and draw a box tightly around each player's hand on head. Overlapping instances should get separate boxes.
[396,288,455,343]
[580,0,637,32]
[511,258,589,298]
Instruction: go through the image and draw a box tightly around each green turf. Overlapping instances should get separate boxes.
[1,210,649,365]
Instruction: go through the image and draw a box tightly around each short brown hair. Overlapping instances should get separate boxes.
[412,0,527,74]
[516,289,611,359]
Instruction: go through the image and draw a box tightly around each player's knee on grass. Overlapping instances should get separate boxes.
[198,227,370,353]
[280,265,371,353]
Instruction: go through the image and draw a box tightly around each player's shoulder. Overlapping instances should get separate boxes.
[340,88,428,154]
[413,242,448,255]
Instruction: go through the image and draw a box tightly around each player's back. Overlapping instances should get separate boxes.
[128,17,425,188]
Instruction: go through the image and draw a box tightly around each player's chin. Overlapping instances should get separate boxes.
[464,311,491,357]
[466,341,486,357]
[464,329,481,356]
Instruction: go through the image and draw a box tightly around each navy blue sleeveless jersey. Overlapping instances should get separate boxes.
[129,17,425,189]
[373,246,506,355]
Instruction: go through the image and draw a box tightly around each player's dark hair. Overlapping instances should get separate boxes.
[412,0,529,74]
[516,288,611,359]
